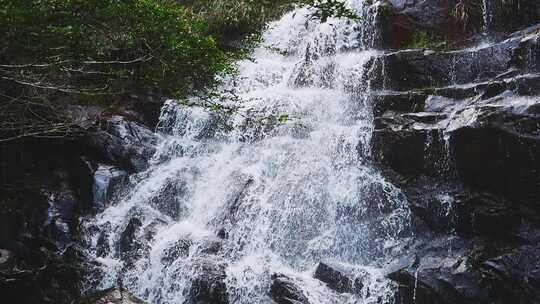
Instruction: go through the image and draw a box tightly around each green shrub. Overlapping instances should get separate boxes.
[405,32,448,51]
[0,0,358,142]
[0,0,230,96]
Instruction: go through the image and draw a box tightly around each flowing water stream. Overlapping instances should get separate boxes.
[83,1,412,303]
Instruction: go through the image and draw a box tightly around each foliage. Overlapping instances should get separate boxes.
[183,0,294,41]
[0,0,230,141]
[299,0,359,23]
[0,0,229,96]
[405,32,449,51]
[0,0,358,142]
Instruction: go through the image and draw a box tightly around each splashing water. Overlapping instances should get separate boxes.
[83,1,411,303]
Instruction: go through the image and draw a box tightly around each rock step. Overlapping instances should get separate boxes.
[372,73,540,116]
[368,24,540,92]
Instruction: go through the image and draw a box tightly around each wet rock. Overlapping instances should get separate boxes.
[0,249,14,271]
[372,91,427,116]
[379,0,540,49]
[160,239,192,265]
[95,223,111,258]
[371,27,540,91]
[269,274,310,304]
[119,218,143,261]
[184,259,229,304]
[148,178,187,219]
[479,245,540,303]
[93,165,128,212]
[79,287,147,304]
[84,116,159,172]
[313,262,364,294]
[45,187,80,246]
[371,42,516,91]
[399,177,462,233]
[371,127,431,175]
[386,238,486,304]
[454,193,522,238]
[449,109,540,203]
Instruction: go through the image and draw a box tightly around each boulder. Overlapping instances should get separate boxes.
[269,274,310,304]
[313,262,364,294]
[184,259,229,304]
[119,218,143,262]
[84,116,159,172]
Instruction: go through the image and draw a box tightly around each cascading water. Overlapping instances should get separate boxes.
[83,1,411,303]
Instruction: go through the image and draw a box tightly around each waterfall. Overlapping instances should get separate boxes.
[83,1,411,303]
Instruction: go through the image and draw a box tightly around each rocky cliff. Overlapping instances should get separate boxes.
[370,1,540,303]
[0,95,164,303]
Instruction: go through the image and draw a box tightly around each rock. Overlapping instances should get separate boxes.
[386,237,486,304]
[449,104,540,203]
[119,218,143,262]
[92,165,128,212]
[377,0,457,50]
[269,274,310,304]
[79,288,147,304]
[400,177,462,233]
[160,239,192,265]
[184,259,229,304]
[372,91,427,116]
[454,193,522,238]
[371,127,432,175]
[148,178,187,219]
[370,27,540,91]
[0,249,14,271]
[63,105,105,130]
[313,262,364,294]
[379,0,540,49]
[84,116,159,172]
[479,245,540,303]
[45,187,80,246]
[96,223,112,258]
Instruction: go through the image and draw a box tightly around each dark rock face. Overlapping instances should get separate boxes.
[451,123,540,203]
[454,193,522,238]
[379,0,540,49]
[1,90,164,304]
[385,236,490,304]
[269,274,310,304]
[119,218,143,262]
[184,259,229,304]
[370,12,540,304]
[479,245,540,304]
[313,262,364,294]
[84,116,159,172]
